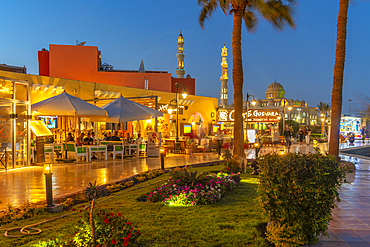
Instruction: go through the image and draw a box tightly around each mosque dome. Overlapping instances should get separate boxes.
[265,79,285,99]
[301,100,307,107]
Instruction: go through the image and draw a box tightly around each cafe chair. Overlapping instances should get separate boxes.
[66,143,88,162]
[44,145,55,163]
[138,143,146,156]
[110,144,124,160]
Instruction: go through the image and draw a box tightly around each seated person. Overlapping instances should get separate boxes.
[125,133,132,144]
[83,133,94,145]
[76,133,85,146]
[103,134,109,141]
[66,133,74,142]
[135,133,143,144]
[91,132,96,142]
[110,131,121,141]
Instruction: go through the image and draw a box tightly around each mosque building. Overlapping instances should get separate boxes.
[244,79,318,126]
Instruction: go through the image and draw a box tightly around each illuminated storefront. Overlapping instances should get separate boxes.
[0,77,30,170]
[217,108,280,138]
[340,116,362,138]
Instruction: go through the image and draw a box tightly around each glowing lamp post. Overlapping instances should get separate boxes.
[44,164,54,207]
[160,147,165,170]
[245,93,256,130]
[168,82,187,153]
[321,113,325,137]
[43,163,63,213]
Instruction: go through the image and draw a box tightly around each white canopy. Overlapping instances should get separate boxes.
[99,96,163,123]
[31,92,107,117]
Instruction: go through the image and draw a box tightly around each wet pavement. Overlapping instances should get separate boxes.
[1,140,370,246]
[0,152,224,210]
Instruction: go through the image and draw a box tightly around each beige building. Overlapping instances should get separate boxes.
[244,80,318,125]
[0,70,218,140]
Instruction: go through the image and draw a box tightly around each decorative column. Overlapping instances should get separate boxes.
[176,30,185,78]
[219,43,229,108]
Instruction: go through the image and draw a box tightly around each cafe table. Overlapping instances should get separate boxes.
[124,143,139,157]
[84,145,107,161]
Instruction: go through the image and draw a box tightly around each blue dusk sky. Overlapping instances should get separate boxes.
[0,1,369,115]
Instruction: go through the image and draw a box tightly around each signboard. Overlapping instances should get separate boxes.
[218,109,280,122]
[30,120,53,136]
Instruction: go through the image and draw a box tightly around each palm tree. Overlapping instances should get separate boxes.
[85,181,103,246]
[198,0,296,165]
[318,102,330,137]
[329,0,350,159]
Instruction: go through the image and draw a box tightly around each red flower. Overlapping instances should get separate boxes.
[104,218,109,224]
[72,208,75,211]
[124,243,128,246]
[96,245,101,247]
[117,212,122,217]
[124,237,129,242]
[111,239,117,244]
[127,233,132,238]
[109,212,114,217]
[126,222,132,227]
[137,229,141,234]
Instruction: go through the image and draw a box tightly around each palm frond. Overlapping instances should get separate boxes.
[243,11,258,32]
[198,0,230,28]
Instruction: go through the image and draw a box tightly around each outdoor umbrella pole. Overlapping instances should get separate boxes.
[65,116,67,158]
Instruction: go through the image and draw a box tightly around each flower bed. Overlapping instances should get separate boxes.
[145,171,241,206]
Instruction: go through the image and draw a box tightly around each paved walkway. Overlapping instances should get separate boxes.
[1,141,370,246]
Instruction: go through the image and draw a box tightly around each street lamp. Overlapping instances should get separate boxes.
[168,82,187,153]
[246,93,256,130]
[321,113,325,137]
[281,100,292,139]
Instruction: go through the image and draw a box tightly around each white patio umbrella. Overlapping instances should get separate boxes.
[31,92,107,117]
[104,96,163,123]
[31,92,107,158]
[92,96,163,123]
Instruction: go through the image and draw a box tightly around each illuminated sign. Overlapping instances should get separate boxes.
[218,109,280,122]
[0,81,13,98]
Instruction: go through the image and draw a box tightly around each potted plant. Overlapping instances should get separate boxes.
[185,140,193,155]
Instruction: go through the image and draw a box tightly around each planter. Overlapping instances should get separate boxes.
[185,148,193,155]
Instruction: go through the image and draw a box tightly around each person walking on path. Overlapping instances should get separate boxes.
[305,126,311,145]
[298,128,304,145]
[284,124,292,152]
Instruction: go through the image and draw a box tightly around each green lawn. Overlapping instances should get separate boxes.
[0,165,268,247]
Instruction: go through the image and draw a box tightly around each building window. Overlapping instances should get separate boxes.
[145,79,149,90]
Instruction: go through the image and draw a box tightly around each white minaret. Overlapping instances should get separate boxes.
[176,30,185,78]
[219,43,229,108]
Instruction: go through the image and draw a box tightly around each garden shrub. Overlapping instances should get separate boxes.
[223,158,241,173]
[0,201,46,226]
[73,208,141,246]
[107,182,125,193]
[257,152,350,246]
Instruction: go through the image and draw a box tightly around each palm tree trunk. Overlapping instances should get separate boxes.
[329,0,349,159]
[90,198,97,246]
[232,8,244,164]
